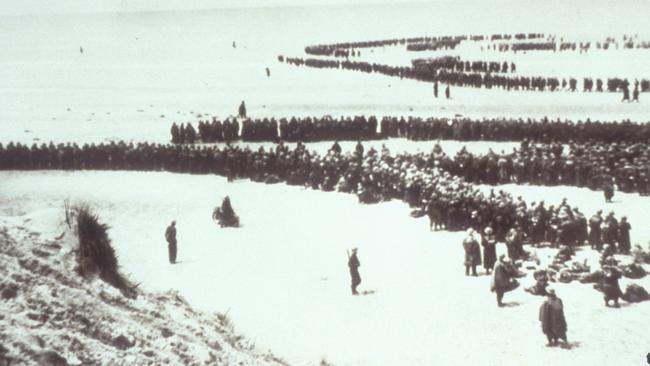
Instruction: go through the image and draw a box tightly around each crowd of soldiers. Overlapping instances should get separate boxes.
[303,33,544,57]
[396,117,650,143]
[172,115,379,143]
[412,57,516,74]
[0,140,634,255]
[441,140,650,195]
[280,55,650,93]
[489,36,650,53]
[405,39,461,51]
[171,116,650,144]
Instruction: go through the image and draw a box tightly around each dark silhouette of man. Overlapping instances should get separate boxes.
[165,220,177,264]
[539,288,568,347]
[238,101,247,118]
[348,248,361,295]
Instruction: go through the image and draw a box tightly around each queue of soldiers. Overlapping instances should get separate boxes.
[172,115,380,144]
[172,116,650,144]
[0,139,635,255]
[490,37,650,53]
[303,32,544,57]
[405,39,460,51]
[280,55,650,93]
[441,140,650,195]
[398,117,650,142]
[412,57,516,74]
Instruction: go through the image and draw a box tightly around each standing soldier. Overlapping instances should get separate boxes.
[602,177,614,203]
[618,216,631,254]
[505,225,523,260]
[170,123,180,144]
[463,229,481,276]
[165,220,177,264]
[433,80,439,98]
[538,289,568,347]
[602,265,622,307]
[621,83,630,102]
[348,248,361,295]
[482,226,497,274]
[238,101,247,119]
[491,255,518,307]
[445,85,451,99]
[588,210,603,250]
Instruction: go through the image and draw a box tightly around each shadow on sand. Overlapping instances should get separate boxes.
[559,341,581,350]
[501,301,521,307]
[358,290,377,296]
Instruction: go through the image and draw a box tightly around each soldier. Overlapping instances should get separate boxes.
[621,84,630,102]
[165,221,177,264]
[348,247,361,295]
[355,141,364,158]
[445,85,451,99]
[238,101,247,119]
[463,229,481,276]
[481,226,497,274]
[330,141,342,154]
[491,255,518,307]
[618,216,631,254]
[602,178,614,203]
[539,288,568,347]
[602,265,622,307]
[505,225,523,260]
[588,210,603,250]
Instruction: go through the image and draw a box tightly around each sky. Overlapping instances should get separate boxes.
[1,0,432,16]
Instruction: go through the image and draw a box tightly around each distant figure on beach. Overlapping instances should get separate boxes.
[463,228,481,276]
[348,247,361,295]
[618,216,631,254]
[213,196,240,228]
[539,288,568,347]
[633,85,640,102]
[80,46,83,54]
[621,84,630,102]
[482,226,497,274]
[330,141,342,154]
[445,85,451,99]
[602,265,622,307]
[238,101,247,118]
[165,221,177,264]
[433,81,439,98]
[491,255,518,307]
[232,41,236,48]
[266,67,271,77]
[603,178,614,203]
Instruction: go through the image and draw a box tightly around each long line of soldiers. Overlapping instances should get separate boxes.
[0,140,633,256]
[280,56,650,93]
[412,57,516,74]
[172,115,379,143]
[303,32,544,56]
[172,116,650,144]
[440,140,650,196]
[490,38,650,53]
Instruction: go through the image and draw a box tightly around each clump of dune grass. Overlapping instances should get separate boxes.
[75,205,135,297]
